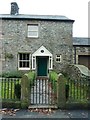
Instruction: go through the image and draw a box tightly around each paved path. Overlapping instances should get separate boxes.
[1,109,90,119]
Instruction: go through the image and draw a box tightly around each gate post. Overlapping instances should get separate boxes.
[21,74,30,108]
[57,73,66,109]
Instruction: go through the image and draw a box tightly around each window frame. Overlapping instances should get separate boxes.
[27,24,39,38]
[56,54,62,63]
[18,53,31,70]
[49,56,53,69]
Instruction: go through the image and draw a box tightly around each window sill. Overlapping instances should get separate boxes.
[26,36,39,39]
[18,68,30,70]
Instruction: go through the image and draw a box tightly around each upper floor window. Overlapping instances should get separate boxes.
[27,24,38,38]
[18,53,30,70]
[56,54,62,63]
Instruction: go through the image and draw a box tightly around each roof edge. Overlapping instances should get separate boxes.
[0,14,74,22]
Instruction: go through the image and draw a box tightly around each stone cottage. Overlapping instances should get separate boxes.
[0,2,74,76]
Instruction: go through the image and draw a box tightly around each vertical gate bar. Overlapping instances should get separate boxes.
[48,78,50,105]
[47,78,48,104]
[30,78,31,104]
[36,78,37,105]
[45,77,47,104]
[39,78,40,104]
[47,79,48,104]
[50,78,51,105]
[31,80,36,104]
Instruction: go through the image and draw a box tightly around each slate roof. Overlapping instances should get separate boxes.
[0,14,74,22]
[73,37,90,46]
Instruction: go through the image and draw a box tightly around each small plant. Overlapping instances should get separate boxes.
[5,53,14,59]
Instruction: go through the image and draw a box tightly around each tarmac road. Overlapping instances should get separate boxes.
[1,109,90,120]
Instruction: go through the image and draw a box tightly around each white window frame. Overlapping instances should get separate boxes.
[49,56,53,69]
[27,24,39,38]
[32,56,36,70]
[18,53,30,70]
[56,54,62,63]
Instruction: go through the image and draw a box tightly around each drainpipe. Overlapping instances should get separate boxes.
[74,46,76,64]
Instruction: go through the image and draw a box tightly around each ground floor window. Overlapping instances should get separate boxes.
[56,54,62,63]
[18,53,30,70]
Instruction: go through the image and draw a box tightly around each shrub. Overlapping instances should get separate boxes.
[14,83,21,100]
[49,71,58,82]
[28,71,35,85]
[49,71,58,93]
[1,71,23,78]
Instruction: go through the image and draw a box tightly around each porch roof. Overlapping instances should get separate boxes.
[32,46,52,57]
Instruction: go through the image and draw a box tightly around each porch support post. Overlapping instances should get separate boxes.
[21,74,30,108]
[57,73,66,109]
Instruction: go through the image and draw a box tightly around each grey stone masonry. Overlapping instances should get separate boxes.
[1,15,74,73]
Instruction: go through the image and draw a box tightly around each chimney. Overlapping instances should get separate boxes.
[10,2,19,15]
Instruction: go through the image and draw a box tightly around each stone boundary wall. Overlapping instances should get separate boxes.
[64,64,90,81]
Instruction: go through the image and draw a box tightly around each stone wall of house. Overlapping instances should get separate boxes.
[1,19,73,73]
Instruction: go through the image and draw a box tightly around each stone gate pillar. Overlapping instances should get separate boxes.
[21,74,30,108]
[57,73,66,108]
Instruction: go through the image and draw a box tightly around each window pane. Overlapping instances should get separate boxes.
[26,62,29,67]
[28,31,38,37]
[28,25,38,31]
[19,61,23,67]
[19,54,22,60]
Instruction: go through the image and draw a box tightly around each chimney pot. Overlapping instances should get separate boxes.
[11,2,19,15]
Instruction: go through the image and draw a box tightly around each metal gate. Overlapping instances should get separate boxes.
[30,77,57,107]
